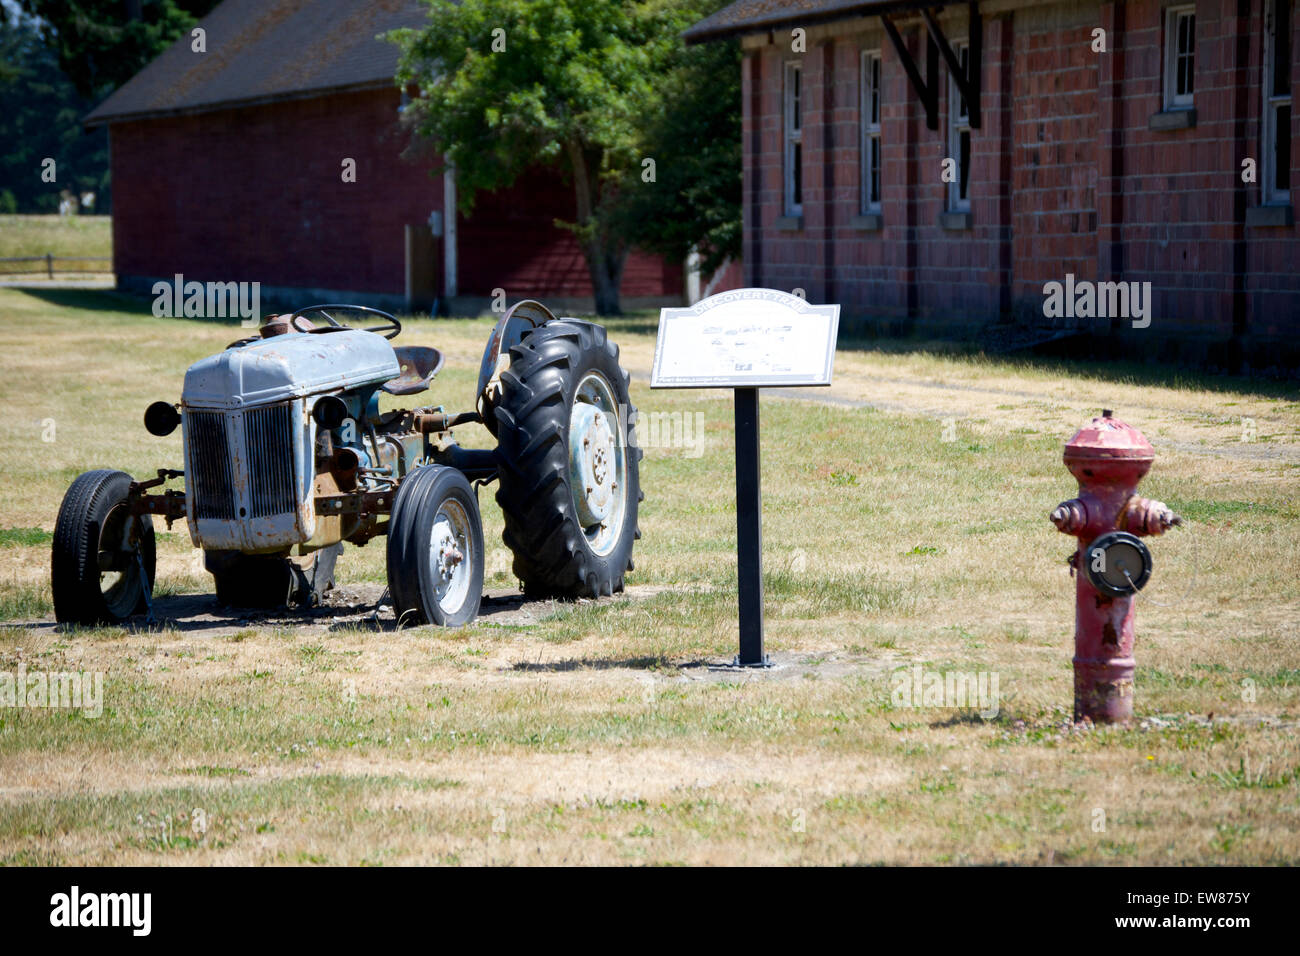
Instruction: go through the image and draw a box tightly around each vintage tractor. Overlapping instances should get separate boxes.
[50,301,641,627]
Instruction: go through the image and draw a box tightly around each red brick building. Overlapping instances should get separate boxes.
[86,0,683,313]
[687,0,1299,368]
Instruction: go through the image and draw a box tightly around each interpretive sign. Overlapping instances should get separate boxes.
[651,288,841,666]
[651,288,839,389]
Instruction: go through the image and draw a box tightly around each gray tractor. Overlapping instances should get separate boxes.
[51,300,641,627]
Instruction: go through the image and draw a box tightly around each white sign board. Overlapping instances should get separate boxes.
[650,288,839,389]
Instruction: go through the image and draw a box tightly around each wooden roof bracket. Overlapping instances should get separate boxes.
[881,13,940,130]
[882,3,983,132]
[923,3,982,129]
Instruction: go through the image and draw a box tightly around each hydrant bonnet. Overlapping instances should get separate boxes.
[1064,413,1154,464]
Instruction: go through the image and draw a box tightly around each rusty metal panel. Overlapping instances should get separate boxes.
[183,399,316,552]
[182,328,399,409]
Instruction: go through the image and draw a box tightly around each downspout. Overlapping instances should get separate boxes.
[443,158,458,301]
[1229,0,1252,370]
[746,51,764,289]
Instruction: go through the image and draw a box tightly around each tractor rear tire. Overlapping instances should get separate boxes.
[386,465,484,627]
[52,469,156,625]
[206,544,340,609]
[493,319,642,598]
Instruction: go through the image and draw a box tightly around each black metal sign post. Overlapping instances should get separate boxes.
[649,288,839,671]
[733,387,766,666]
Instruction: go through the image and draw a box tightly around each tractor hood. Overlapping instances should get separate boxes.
[182,329,401,409]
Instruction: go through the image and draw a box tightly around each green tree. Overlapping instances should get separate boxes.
[391,0,739,314]
[18,0,221,100]
[0,12,109,212]
[613,29,740,279]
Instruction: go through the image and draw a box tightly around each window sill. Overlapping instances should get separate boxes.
[939,211,972,231]
[1245,205,1294,227]
[850,213,883,231]
[775,215,803,232]
[1149,108,1196,130]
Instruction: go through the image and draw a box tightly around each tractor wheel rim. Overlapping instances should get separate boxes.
[569,370,627,557]
[430,499,472,615]
[98,502,143,619]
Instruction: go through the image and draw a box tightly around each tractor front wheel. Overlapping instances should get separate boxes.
[386,465,484,627]
[52,469,156,625]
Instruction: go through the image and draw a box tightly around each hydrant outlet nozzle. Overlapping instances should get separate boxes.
[1124,497,1182,536]
[1050,499,1086,534]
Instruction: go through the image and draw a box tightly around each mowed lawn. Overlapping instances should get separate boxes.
[0,286,1297,865]
[0,215,112,273]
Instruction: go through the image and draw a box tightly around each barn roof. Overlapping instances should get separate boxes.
[683,1,906,44]
[85,0,426,126]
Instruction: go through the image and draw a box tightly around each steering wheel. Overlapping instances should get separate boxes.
[290,304,402,340]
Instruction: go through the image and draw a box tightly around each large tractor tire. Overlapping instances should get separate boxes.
[386,465,484,627]
[52,469,156,625]
[493,319,642,597]
[205,543,341,609]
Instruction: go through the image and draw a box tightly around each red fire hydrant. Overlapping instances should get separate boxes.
[1050,410,1180,724]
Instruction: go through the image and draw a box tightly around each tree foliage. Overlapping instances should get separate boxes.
[3,0,219,213]
[391,0,740,313]
[614,30,740,278]
[17,0,221,100]
[0,12,109,212]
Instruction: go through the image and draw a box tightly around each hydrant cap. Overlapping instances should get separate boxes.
[1063,412,1155,462]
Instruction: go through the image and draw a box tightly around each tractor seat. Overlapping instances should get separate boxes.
[382,346,444,396]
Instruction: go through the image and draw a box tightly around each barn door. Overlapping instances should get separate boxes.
[405,224,439,313]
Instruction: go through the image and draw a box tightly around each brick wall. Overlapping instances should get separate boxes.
[109,87,681,305]
[457,165,682,300]
[111,89,440,296]
[1012,2,1099,317]
[741,0,1299,362]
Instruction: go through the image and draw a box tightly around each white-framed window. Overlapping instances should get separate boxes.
[1264,0,1292,204]
[947,41,971,212]
[784,60,803,216]
[1163,6,1196,110]
[860,50,883,213]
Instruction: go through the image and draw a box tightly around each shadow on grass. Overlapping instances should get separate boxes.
[12,286,259,333]
[510,655,699,672]
[15,286,501,331]
[10,286,154,315]
[988,351,1298,399]
[928,711,1002,729]
[10,286,348,325]
[5,586,597,637]
[555,308,1300,399]
[833,332,1300,399]
[18,289,1297,399]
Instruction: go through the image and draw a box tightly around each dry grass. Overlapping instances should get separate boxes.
[0,215,112,261]
[0,287,1297,865]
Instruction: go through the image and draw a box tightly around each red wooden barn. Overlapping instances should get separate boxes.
[686,0,1300,368]
[85,0,684,314]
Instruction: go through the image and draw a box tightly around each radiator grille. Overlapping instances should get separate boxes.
[185,404,299,522]
[186,410,235,520]
[244,404,297,518]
